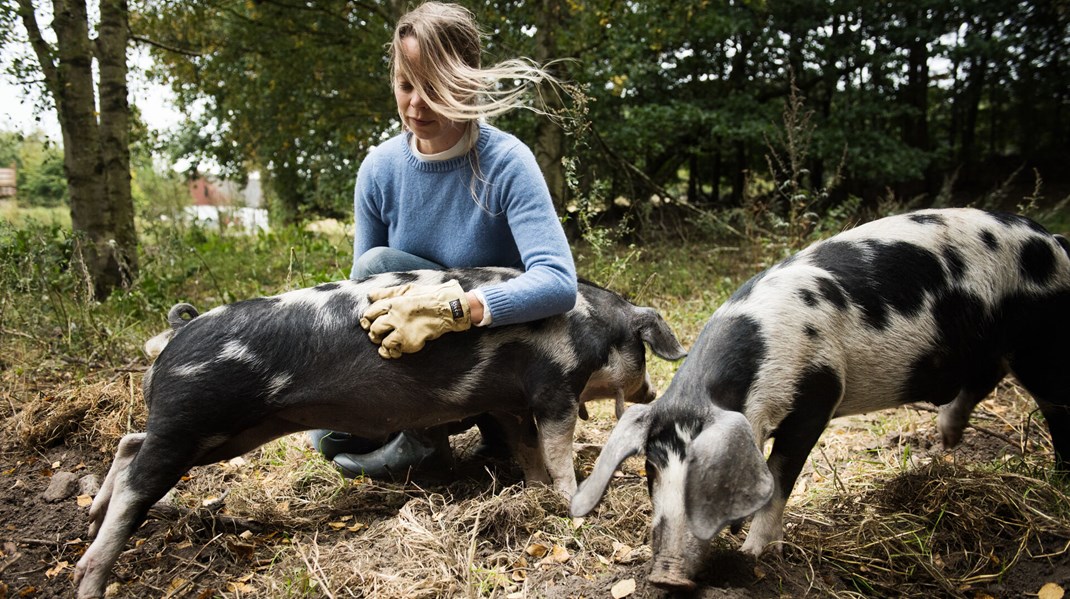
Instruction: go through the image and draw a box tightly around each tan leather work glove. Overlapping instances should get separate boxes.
[359,280,472,358]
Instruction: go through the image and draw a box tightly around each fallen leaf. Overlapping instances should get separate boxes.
[51,461,61,469]
[525,542,550,558]
[239,530,254,540]
[328,521,347,530]
[226,540,256,560]
[227,581,255,594]
[571,516,585,530]
[545,544,570,564]
[76,494,93,507]
[44,561,68,578]
[611,541,634,563]
[168,577,189,591]
[346,523,364,532]
[1039,583,1065,599]
[611,578,636,598]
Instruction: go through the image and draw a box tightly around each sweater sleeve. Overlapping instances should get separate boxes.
[477,143,577,326]
[351,152,389,279]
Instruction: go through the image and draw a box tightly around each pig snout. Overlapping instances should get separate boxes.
[647,517,708,591]
[648,558,698,592]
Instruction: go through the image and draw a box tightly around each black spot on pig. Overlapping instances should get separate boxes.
[682,316,766,413]
[909,213,947,226]
[799,288,819,307]
[804,325,819,339]
[314,283,340,292]
[646,414,703,470]
[980,229,1000,251]
[990,211,1048,234]
[901,290,995,406]
[768,364,843,499]
[812,240,946,329]
[942,245,967,281]
[1020,238,1057,285]
[816,277,848,311]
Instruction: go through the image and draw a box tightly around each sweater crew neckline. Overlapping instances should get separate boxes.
[403,123,492,173]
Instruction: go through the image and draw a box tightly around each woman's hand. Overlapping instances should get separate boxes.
[360,280,473,358]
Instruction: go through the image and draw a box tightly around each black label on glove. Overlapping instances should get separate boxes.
[449,299,465,320]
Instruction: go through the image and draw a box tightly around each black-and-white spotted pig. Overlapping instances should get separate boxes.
[571,208,1070,590]
[74,267,686,598]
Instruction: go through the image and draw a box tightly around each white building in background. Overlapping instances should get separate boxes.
[184,171,269,234]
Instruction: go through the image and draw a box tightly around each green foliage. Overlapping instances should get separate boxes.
[135,0,397,222]
[0,130,68,207]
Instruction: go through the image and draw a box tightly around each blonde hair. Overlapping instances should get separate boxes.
[390,2,559,127]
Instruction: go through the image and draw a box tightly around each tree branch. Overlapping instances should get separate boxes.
[130,33,202,58]
[14,0,59,94]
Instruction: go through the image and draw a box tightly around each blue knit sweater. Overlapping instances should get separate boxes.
[352,123,577,326]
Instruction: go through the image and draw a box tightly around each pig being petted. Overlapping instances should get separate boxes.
[571,208,1070,591]
[74,267,686,598]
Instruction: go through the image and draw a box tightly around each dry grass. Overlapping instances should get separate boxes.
[6,364,1069,598]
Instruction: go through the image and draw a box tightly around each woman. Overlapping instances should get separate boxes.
[310,2,577,478]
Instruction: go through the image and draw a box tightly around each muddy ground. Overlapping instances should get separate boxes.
[1,376,1069,598]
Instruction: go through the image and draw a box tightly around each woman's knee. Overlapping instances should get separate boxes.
[352,247,442,279]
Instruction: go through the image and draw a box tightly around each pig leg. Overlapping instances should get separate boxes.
[87,433,145,538]
[532,389,579,497]
[741,368,841,556]
[75,434,191,598]
[1010,359,1070,469]
[492,412,551,484]
[938,367,1005,449]
[1008,314,1070,469]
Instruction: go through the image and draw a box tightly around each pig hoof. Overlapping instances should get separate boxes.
[648,572,697,592]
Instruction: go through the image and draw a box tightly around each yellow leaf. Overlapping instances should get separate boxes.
[1039,583,1065,599]
[611,578,636,598]
[525,542,549,558]
[611,541,633,563]
[548,544,570,564]
[45,561,69,578]
[168,577,189,591]
[76,494,93,507]
[328,521,346,530]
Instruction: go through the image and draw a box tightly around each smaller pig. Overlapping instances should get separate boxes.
[571,208,1070,591]
[75,267,686,599]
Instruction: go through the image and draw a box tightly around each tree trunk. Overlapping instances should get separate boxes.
[17,0,138,299]
[533,0,568,214]
[98,0,137,289]
[901,7,934,195]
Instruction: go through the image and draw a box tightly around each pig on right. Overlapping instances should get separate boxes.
[571,207,1070,591]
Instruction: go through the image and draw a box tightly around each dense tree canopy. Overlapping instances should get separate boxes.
[130,1,1070,222]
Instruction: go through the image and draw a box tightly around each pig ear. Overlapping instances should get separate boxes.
[570,403,653,517]
[635,308,688,361]
[684,410,774,541]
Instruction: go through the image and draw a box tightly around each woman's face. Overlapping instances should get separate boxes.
[395,36,466,155]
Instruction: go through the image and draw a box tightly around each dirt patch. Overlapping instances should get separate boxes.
[1,376,1069,598]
